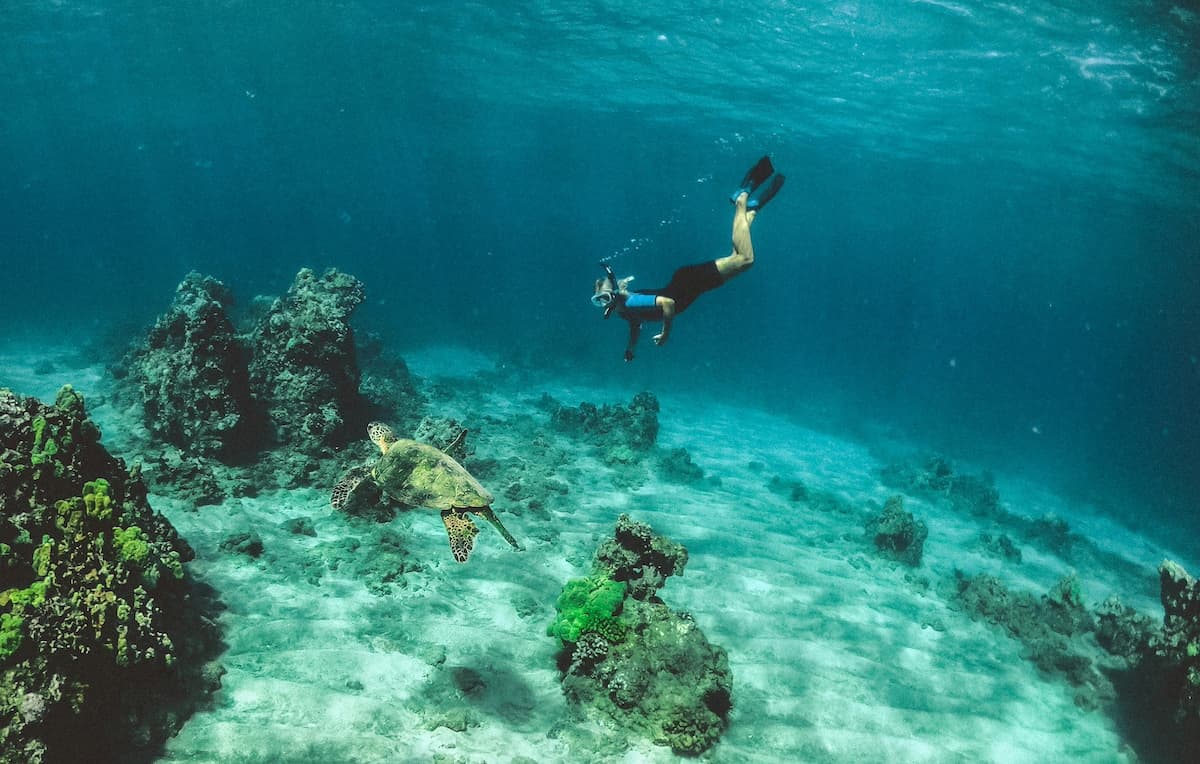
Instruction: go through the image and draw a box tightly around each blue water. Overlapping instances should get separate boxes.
[3,1,1198,539]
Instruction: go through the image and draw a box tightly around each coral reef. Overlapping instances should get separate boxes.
[247,267,367,452]
[881,455,1000,518]
[412,416,471,461]
[547,392,660,461]
[978,531,1023,563]
[767,475,808,502]
[656,447,705,484]
[882,456,1147,585]
[945,570,1111,709]
[355,332,423,433]
[550,515,730,756]
[593,513,688,602]
[0,386,222,763]
[124,272,254,460]
[864,494,928,566]
[117,268,417,497]
[1152,560,1200,726]
[1093,595,1154,664]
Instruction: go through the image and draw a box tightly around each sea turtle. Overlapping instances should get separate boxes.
[331,421,522,563]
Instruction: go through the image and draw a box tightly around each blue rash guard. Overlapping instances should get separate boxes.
[621,292,663,321]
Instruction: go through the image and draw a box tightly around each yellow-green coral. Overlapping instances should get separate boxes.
[0,612,24,661]
[32,536,54,578]
[548,574,627,644]
[31,415,58,466]
[1,579,50,664]
[84,478,113,521]
[113,526,151,565]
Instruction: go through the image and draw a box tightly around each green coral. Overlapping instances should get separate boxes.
[548,574,627,644]
[586,615,627,643]
[32,536,55,578]
[1,579,50,664]
[84,478,113,521]
[31,415,59,465]
[113,526,151,565]
[5,580,49,610]
[163,550,185,581]
[660,705,724,756]
[0,612,24,661]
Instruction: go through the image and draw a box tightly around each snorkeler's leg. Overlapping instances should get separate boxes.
[715,192,755,280]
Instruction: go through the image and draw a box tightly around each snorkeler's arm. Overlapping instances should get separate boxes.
[653,298,676,346]
[625,321,641,362]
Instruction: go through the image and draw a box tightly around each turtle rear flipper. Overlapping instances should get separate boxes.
[331,465,373,510]
[442,510,480,563]
[474,506,522,552]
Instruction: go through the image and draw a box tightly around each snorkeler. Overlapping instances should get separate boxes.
[592,156,785,362]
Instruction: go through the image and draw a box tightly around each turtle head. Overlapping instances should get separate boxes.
[367,421,398,453]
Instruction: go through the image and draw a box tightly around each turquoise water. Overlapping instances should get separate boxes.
[4,1,1196,528]
[2,3,1199,759]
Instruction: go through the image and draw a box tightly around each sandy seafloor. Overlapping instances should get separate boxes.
[1,341,1192,764]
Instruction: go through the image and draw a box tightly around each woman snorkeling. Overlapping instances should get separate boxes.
[592,155,785,362]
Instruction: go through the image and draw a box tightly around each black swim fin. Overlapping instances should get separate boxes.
[747,173,785,212]
[730,155,774,204]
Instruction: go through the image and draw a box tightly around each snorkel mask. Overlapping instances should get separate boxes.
[592,263,619,319]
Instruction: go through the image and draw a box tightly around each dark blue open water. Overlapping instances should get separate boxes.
[3,1,1198,541]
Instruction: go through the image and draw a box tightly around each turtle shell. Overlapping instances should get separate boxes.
[375,439,494,510]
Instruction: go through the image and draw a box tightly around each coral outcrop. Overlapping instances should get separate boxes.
[124,272,253,460]
[656,447,705,484]
[118,268,401,496]
[946,570,1111,709]
[547,392,659,463]
[881,455,1001,518]
[593,513,688,602]
[865,494,928,567]
[550,515,730,756]
[0,386,222,763]
[1152,560,1200,727]
[247,267,367,452]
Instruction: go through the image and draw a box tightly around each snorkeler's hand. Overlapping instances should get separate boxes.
[653,333,667,346]
[624,349,634,362]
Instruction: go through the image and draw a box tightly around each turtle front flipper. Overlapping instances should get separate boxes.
[441,510,480,563]
[474,506,523,552]
[331,465,373,509]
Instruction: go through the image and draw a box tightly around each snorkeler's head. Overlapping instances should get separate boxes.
[592,262,618,309]
[591,278,616,308]
[592,263,632,318]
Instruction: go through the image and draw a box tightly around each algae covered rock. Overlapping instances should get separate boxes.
[946,570,1111,708]
[125,271,254,460]
[247,267,367,452]
[548,391,660,454]
[656,447,705,484]
[1152,559,1200,726]
[0,386,222,763]
[865,494,928,567]
[549,515,730,756]
[594,513,688,601]
[881,455,1001,519]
